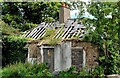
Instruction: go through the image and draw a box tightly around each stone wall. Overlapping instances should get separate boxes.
[72,40,99,68]
[27,39,99,71]
[27,40,42,64]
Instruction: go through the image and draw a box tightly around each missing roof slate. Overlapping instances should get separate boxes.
[24,19,87,39]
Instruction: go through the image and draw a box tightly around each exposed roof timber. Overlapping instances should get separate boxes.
[35,27,46,39]
[32,27,42,39]
[76,29,81,36]
[24,19,87,39]
[59,20,74,38]
[53,28,62,38]
[62,26,73,39]
[55,28,64,39]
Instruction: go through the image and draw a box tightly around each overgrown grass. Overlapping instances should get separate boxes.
[1,62,52,77]
[2,62,120,77]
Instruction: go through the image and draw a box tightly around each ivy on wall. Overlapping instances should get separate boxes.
[80,2,120,75]
[2,36,31,67]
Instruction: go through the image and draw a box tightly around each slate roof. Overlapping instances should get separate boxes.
[24,19,88,39]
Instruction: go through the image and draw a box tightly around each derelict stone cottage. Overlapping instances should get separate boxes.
[24,5,99,72]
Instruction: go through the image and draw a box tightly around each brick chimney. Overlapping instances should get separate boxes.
[59,4,70,23]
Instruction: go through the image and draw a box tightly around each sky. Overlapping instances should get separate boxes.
[70,10,95,19]
[70,0,112,19]
[68,0,95,19]
[70,8,112,19]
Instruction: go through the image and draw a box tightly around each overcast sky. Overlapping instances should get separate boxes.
[70,0,112,19]
[69,0,95,19]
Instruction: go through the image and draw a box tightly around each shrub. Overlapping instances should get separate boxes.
[2,36,31,67]
[45,17,55,22]
[1,21,19,35]
[91,66,105,77]
[2,62,52,77]
[78,67,91,77]
[58,66,78,76]
[58,66,105,77]
[17,22,38,32]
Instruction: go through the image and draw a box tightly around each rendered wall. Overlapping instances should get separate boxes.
[60,41,71,71]
[54,45,61,71]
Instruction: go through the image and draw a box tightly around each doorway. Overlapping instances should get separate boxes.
[43,48,54,72]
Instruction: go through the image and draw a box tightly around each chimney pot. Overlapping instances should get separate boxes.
[65,4,68,7]
[62,3,65,7]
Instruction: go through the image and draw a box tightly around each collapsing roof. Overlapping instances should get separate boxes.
[24,19,88,40]
[24,6,89,40]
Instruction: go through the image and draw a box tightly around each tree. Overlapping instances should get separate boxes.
[80,1,120,74]
[2,2,71,32]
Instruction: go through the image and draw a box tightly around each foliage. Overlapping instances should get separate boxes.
[46,38,61,46]
[78,67,92,77]
[2,2,70,31]
[1,62,52,77]
[17,22,38,31]
[58,66,78,76]
[72,1,86,22]
[2,36,32,67]
[80,1,120,75]
[57,66,106,77]
[2,21,19,35]
[44,26,56,38]
[1,64,106,77]
[39,26,62,45]
[45,17,55,22]
[91,66,105,77]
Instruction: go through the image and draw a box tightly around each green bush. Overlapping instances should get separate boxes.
[1,63,108,77]
[58,66,78,76]
[45,17,55,22]
[17,22,38,32]
[57,66,106,77]
[91,66,105,77]
[2,62,52,77]
[1,21,19,35]
[2,36,31,67]
[78,67,91,77]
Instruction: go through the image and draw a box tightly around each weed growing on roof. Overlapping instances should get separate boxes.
[46,38,61,46]
[38,25,65,45]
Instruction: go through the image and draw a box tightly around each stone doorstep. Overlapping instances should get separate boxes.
[106,74,120,78]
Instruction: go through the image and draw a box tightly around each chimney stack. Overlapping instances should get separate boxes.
[59,4,70,23]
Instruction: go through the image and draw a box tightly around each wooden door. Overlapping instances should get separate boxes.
[43,48,54,72]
